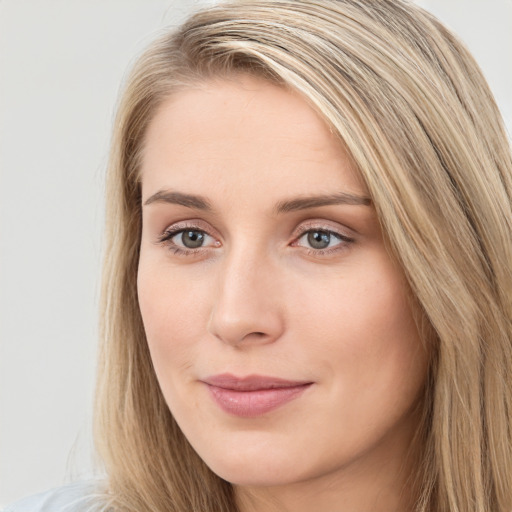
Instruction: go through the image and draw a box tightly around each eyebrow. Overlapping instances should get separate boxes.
[143,189,372,213]
[274,192,372,213]
[144,190,212,210]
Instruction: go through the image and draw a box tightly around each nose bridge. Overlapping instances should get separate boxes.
[208,242,283,346]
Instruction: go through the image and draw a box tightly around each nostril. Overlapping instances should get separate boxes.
[240,331,267,341]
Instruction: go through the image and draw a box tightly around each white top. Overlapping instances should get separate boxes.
[3,481,109,512]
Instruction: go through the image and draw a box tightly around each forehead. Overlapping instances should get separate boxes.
[140,75,367,204]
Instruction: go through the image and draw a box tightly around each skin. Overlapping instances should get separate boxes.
[137,75,429,512]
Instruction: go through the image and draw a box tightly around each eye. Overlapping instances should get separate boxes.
[293,227,354,253]
[303,230,336,249]
[157,225,220,255]
[174,229,210,249]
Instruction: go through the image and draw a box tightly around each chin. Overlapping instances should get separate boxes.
[210,463,302,488]
[193,437,321,488]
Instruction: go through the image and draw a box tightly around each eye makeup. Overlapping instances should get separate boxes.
[155,217,355,259]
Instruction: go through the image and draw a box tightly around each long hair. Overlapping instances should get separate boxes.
[94,1,512,510]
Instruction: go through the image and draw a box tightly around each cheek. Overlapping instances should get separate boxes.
[291,256,427,400]
[137,262,209,388]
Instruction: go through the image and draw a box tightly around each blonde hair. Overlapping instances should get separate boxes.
[94,1,512,511]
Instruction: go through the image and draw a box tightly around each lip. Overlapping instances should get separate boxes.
[202,373,313,417]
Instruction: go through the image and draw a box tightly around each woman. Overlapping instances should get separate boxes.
[7,0,512,511]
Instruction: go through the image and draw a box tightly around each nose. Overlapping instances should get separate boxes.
[207,248,285,347]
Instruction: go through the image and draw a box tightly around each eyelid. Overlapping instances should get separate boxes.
[154,218,354,256]
[290,219,356,255]
[162,228,217,247]
[292,219,355,239]
[159,219,219,239]
[156,219,222,252]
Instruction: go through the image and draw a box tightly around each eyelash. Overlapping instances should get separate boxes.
[157,225,218,257]
[156,223,355,257]
[293,226,354,256]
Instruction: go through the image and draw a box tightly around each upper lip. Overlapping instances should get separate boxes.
[202,373,312,391]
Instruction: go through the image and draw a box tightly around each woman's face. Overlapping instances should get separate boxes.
[138,75,429,500]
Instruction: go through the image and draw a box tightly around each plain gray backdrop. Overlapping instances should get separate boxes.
[0,0,510,506]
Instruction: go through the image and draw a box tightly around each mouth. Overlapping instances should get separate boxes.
[201,373,313,417]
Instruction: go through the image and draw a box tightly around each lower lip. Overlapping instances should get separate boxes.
[206,384,312,417]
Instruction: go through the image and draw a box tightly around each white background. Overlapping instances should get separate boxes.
[0,0,510,506]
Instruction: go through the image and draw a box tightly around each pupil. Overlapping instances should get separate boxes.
[182,230,205,248]
[308,231,330,249]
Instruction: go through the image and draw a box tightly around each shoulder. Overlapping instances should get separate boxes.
[3,480,110,512]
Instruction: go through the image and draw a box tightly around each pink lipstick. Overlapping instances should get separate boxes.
[202,374,312,417]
